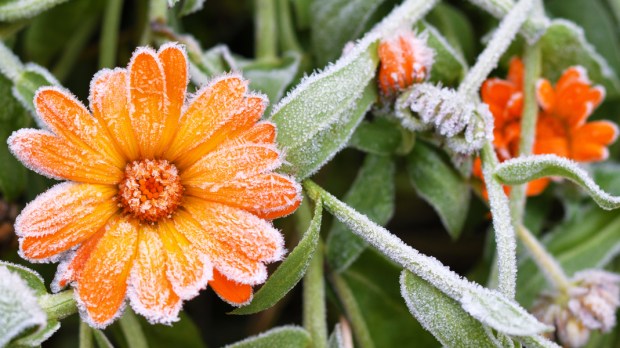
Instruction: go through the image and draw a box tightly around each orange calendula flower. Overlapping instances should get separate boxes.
[535,66,618,162]
[377,29,434,98]
[8,44,301,328]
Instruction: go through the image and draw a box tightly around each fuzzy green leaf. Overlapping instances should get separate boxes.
[12,64,58,120]
[407,140,470,239]
[223,326,311,348]
[539,19,620,97]
[426,3,476,62]
[326,154,395,272]
[494,154,620,210]
[0,261,46,296]
[400,270,499,347]
[8,319,61,348]
[417,21,468,86]
[231,201,323,315]
[347,118,403,155]
[0,0,69,22]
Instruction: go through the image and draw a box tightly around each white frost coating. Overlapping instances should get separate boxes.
[307,182,551,336]
[395,83,493,154]
[0,266,47,347]
[0,0,69,21]
[165,249,213,300]
[494,154,620,210]
[222,325,309,348]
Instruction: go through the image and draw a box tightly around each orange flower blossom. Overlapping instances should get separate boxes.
[474,58,618,198]
[377,29,434,98]
[8,44,302,328]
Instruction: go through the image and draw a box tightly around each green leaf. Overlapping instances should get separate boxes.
[326,154,395,272]
[12,64,58,119]
[8,319,61,348]
[238,52,301,113]
[407,140,470,239]
[0,74,31,201]
[292,0,312,29]
[0,261,46,296]
[0,0,69,22]
[310,0,387,67]
[0,265,47,348]
[278,81,378,179]
[516,205,620,306]
[494,154,620,210]
[223,326,311,348]
[347,118,403,155]
[539,19,620,97]
[231,200,323,315]
[92,329,114,348]
[426,3,476,63]
[270,35,379,179]
[340,250,438,347]
[136,312,206,348]
[179,0,206,16]
[400,270,499,347]
[515,335,562,348]
[417,21,468,86]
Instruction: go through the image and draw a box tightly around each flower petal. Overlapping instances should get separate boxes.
[507,57,524,87]
[535,79,555,112]
[174,94,267,169]
[158,219,212,300]
[75,216,138,328]
[573,121,619,146]
[525,178,550,196]
[225,121,277,146]
[166,75,246,162]
[571,143,609,162]
[128,225,182,325]
[210,269,253,306]
[52,229,105,292]
[185,173,301,219]
[35,87,124,167]
[129,48,166,159]
[8,129,124,184]
[156,43,188,156]
[90,68,140,161]
[16,182,118,262]
[180,143,281,186]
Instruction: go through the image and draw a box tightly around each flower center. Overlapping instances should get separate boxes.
[118,159,184,222]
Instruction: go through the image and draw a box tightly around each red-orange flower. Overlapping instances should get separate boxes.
[8,44,301,328]
[377,29,434,97]
[535,66,618,162]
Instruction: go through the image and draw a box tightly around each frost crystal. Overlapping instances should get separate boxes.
[532,269,620,348]
[395,83,493,154]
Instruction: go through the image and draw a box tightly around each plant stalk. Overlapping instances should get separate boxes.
[38,290,78,320]
[99,0,124,68]
[255,0,278,61]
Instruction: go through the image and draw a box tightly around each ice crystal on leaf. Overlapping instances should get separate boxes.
[7,43,302,328]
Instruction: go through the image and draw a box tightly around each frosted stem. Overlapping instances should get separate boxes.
[37,290,77,320]
[0,41,24,81]
[481,142,517,299]
[466,0,547,43]
[458,0,534,99]
[516,225,570,293]
[509,40,542,223]
[371,0,439,37]
[255,0,277,61]
[303,240,328,348]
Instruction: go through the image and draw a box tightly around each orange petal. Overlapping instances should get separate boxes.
[174,93,267,169]
[556,66,588,92]
[222,121,277,147]
[378,38,406,96]
[128,225,182,324]
[35,87,124,167]
[180,143,281,186]
[185,173,301,219]
[158,220,212,300]
[128,48,166,159]
[573,121,619,146]
[507,57,524,88]
[481,79,516,110]
[525,178,549,196]
[174,208,275,285]
[166,76,246,162]
[52,229,105,292]
[571,143,609,162]
[536,79,555,112]
[156,43,187,156]
[76,216,138,328]
[534,136,569,158]
[210,268,253,306]
[90,68,140,161]
[9,129,124,184]
[16,182,118,261]
[555,82,597,126]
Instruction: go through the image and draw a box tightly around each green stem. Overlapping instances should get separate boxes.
[99,0,124,68]
[0,20,29,40]
[79,321,93,348]
[481,142,517,299]
[38,290,78,320]
[509,40,541,223]
[303,240,328,348]
[119,308,148,348]
[331,273,374,348]
[466,0,548,43]
[52,14,99,81]
[516,225,570,293]
[458,0,535,98]
[0,40,24,81]
[277,0,302,53]
[255,0,278,61]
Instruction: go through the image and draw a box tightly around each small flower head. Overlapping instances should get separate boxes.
[378,29,434,98]
[8,44,302,328]
[532,270,620,348]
